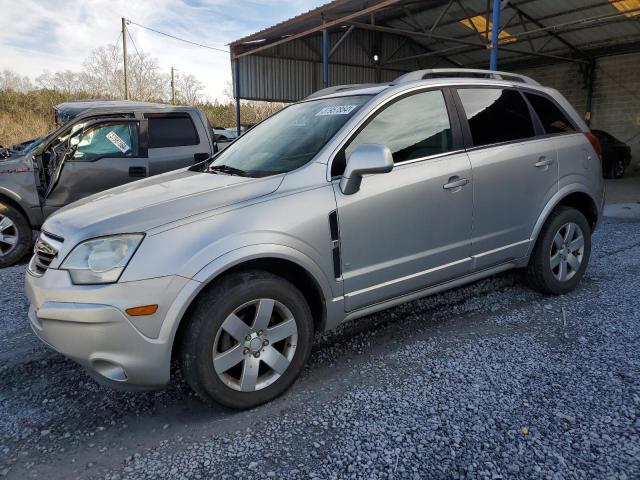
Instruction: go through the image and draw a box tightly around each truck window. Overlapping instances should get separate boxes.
[73,123,139,161]
[145,114,199,148]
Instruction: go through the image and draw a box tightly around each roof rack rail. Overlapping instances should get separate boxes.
[391,69,540,86]
[305,83,381,100]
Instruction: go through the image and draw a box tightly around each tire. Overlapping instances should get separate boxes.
[526,207,591,295]
[0,201,31,268]
[612,158,626,179]
[180,270,314,409]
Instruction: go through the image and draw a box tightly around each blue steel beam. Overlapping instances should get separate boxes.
[489,0,501,70]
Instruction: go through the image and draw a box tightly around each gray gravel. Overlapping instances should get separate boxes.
[1,215,639,480]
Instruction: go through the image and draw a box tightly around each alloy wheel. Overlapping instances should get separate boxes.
[0,214,18,257]
[614,159,625,178]
[213,298,298,392]
[550,222,585,282]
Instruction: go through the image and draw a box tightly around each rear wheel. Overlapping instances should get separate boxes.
[612,158,626,179]
[0,202,31,268]
[526,207,591,295]
[180,270,313,409]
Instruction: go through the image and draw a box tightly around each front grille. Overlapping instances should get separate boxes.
[29,232,64,276]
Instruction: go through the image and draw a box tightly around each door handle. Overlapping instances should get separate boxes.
[535,157,554,168]
[129,166,147,178]
[443,176,470,191]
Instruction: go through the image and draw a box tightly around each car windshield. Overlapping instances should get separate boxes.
[209,95,372,176]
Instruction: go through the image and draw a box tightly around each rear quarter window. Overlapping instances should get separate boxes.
[524,93,577,135]
[457,88,535,147]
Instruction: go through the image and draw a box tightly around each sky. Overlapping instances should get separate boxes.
[0,0,323,101]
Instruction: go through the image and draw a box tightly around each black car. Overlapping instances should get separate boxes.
[592,129,632,178]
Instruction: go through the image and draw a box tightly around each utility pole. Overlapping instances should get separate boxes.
[171,67,176,104]
[122,17,129,100]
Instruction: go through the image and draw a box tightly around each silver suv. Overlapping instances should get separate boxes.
[25,69,604,409]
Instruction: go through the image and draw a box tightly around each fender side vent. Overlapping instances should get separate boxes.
[328,211,341,279]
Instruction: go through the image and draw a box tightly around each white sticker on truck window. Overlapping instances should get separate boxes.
[106,131,131,153]
[315,105,358,116]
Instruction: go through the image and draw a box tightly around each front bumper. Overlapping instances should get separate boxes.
[25,268,200,388]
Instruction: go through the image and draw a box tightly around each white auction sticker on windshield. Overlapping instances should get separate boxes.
[316,105,358,116]
[106,131,131,153]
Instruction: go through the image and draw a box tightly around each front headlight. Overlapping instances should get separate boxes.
[61,234,144,285]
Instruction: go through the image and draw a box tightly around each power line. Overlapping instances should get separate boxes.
[126,25,142,59]
[125,19,229,54]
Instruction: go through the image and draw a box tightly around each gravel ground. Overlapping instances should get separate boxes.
[0,211,639,479]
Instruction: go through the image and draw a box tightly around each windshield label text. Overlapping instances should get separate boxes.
[315,105,358,116]
[106,131,131,153]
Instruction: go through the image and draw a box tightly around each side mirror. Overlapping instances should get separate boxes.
[339,143,393,195]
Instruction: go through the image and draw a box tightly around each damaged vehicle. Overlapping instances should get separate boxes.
[0,100,217,267]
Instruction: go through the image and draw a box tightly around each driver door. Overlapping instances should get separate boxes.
[44,118,148,216]
[332,88,474,311]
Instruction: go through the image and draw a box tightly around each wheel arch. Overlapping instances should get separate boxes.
[528,187,599,256]
[0,190,33,229]
[169,247,335,361]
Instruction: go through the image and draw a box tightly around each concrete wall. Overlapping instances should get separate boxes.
[516,52,640,165]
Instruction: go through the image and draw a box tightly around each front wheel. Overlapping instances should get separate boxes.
[526,207,592,295]
[0,202,32,268]
[180,270,314,409]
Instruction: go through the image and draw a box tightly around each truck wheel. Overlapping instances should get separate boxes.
[0,202,31,268]
[180,270,314,409]
[526,207,591,295]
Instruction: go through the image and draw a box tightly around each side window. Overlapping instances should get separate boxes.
[335,90,453,175]
[146,115,199,148]
[73,123,138,161]
[457,88,535,147]
[525,93,577,135]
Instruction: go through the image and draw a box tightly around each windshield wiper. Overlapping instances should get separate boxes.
[208,164,250,177]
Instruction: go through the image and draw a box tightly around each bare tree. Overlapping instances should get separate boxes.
[80,44,167,100]
[0,69,33,92]
[175,73,204,105]
[81,44,124,98]
[2,44,207,104]
[36,70,83,94]
[126,51,168,101]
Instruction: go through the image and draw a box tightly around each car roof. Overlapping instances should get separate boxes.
[307,77,555,101]
[304,68,551,102]
[54,100,195,123]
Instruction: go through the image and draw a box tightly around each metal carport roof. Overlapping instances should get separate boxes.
[229,0,640,103]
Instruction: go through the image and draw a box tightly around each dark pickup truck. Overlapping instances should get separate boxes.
[0,100,217,267]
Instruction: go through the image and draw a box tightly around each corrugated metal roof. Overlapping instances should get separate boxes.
[231,0,640,102]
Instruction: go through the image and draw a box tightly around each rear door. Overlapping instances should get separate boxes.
[453,87,558,270]
[44,118,148,215]
[145,113,209,174]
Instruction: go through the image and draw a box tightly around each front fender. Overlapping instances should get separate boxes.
[155,243,339,349]
[192,243,332,299]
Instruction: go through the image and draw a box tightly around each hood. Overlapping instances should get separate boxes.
[1,137,42,160]
[43,168,283,241]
